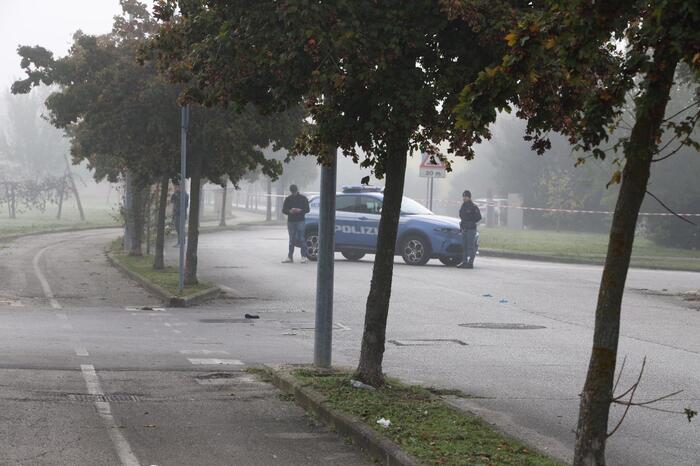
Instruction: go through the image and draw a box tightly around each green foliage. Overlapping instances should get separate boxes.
[453,0,699,162]
[13,0,303,189]
[146,0,503,174]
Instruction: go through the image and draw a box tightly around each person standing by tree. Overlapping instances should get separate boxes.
[171,181,189,247]
[458,190,481,269]
[281,184,309,264]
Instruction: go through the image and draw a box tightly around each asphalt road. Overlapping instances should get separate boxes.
[1,224,698,465]
[185,223,700,466]
[0,231,371,466]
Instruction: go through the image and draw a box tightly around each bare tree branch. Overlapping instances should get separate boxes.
[646,190,698,226]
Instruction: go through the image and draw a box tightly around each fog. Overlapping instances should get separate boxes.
[1,1,697,250]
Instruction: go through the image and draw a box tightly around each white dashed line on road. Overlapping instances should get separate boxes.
[75,347,89,357]
[173,329,182,334]
[32,246,61,310]
[179,349,230,355]
[187,358,243,366]
[80,364,140,466]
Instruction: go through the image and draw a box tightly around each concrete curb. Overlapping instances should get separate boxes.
[263,365,423,466]
[105,250,220,308]
[478,248,700,273]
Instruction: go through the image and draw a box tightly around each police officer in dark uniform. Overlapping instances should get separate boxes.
[281,184,310,263]
[458,190,482,269]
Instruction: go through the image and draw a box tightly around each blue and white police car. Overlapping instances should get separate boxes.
[304,186,478,266]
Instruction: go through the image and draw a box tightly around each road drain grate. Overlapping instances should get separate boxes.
[459,323,546,330]
[195,372,238,380]
[67,393,140,402]
[389,339,467,347]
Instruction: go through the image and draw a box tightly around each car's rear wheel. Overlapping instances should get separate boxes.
[401,234,431,266]
[341,250,365,261]
[305,229,319,261]
[439,257,460,267]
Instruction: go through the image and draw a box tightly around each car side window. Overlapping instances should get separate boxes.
[357,196,382,215]
[335,195,358,212]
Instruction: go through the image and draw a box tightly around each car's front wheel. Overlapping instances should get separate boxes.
[305,229,319,261]
[341,250,365,261]
[401,234,431,266]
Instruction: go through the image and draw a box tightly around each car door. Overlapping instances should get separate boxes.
[354,195,382,250]
[334,194,359,248]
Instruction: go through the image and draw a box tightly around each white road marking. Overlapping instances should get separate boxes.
[335,322,351,331]
[75,347,89,356]
[32,246,61,309]
[56,312,68,320]
[164,323,172,327]
[80,365,140,466]
[179,349,230,355]
[62,323,73,330]
[173,329,182,334]
[187,358,243,366]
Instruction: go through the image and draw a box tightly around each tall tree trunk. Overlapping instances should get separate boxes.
[153,175,169,270]
[355,135,409,387]
[56,175,66,219]
[198,183,205,227]
[219,180,228,227]
[185,152,203,286]
[64,154,85,221]
[8,183,16,219]
[573,49,678,466]
[123,173,134,252]
[129,181,147,257]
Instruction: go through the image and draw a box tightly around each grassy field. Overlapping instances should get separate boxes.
[108,239,212,297]
[0,206,119,240]
[289,369,563,466]
[479,228,700,271]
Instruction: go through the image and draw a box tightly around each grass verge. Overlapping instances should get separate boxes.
[0,208,119,241]
[108,239,212,297]
[291,368,563,466]
[480,228,700,271]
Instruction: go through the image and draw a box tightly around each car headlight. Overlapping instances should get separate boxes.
[434,227,460,234]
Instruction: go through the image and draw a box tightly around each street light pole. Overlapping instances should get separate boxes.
[178,105,189,292]
[314,147,337,367]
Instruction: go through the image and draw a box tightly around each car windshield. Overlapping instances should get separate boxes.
[401,197,433,215]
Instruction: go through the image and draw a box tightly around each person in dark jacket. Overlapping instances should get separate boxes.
[458,190,482,268]
[281,184,310,263]
[171,181,189,247]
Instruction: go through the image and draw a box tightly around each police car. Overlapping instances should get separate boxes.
[304,186,478,266]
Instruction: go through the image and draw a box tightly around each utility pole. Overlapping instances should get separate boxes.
[266,179,272,221]
[314,148,337,367]
[178,106,189,293]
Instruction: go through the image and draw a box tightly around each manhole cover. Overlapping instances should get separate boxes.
[389,339,467,347]
[459,323,546,330]
[199,318,254,323]
[68,393,140,402]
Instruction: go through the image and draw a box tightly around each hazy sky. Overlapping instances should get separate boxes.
[0,0,125,93]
